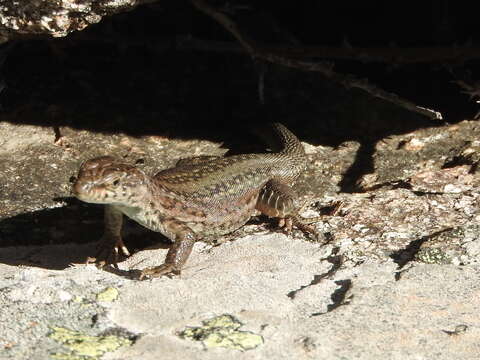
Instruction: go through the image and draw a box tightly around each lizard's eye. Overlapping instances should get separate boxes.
[112,179,120,186]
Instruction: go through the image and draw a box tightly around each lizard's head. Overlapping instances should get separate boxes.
[73,156,150,206]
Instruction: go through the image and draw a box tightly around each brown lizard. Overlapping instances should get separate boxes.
[72,123,320,279]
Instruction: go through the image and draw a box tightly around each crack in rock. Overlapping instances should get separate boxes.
[311,279,353,316]
[287,247,342,300]
[390,227,453,280]
[442,324,468,336]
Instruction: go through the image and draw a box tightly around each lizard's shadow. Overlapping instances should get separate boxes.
[0,194,325,271]
[0,197,170,270]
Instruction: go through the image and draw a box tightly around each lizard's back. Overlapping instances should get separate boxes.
[151,123,307,236]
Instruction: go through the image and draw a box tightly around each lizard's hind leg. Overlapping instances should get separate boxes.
[256,179,323,237]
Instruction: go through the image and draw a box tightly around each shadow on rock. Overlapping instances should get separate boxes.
[0,197,165,270]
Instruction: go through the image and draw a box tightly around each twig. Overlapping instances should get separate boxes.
[190,0,442,120]
[448,66,480,118]
[177,35,480,64]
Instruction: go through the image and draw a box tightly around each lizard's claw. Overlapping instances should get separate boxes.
[86,236,130,268]
[278,217,293,234]
[278,215,323,240]
[138,263,181,280]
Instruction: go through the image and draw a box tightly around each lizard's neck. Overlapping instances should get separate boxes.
[115,177,178,233]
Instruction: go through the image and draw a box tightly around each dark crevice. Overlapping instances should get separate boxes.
[469,162,479,174]
[442,154,474,169]
[441,154,480,175]
[326,280,353,312]
[360,179,412,192]
[442,324,468,336]
[390,227,453,280]
[441,141,473,169]
[311,279,353,316]
[338,142,376,193]
[411,190,445,196]
[361,179,446,196]
[394,266,413,281]
[100,327,140,344]
[287,247,342,299]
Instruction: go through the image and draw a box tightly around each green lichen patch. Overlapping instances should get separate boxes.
[179,314,263,351]
[415,248,451,264]
[96,287,119,302]
[49,327,132,360]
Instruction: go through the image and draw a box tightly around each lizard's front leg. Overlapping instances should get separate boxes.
[139,220,196,279]
[87,205,130,267]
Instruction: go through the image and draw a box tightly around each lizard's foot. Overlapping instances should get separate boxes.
[138,263,181,280]
[278,215,324,240]
[86,236,130,268]
[278,217,293,233]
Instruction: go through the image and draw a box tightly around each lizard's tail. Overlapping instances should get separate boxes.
[260,123,307,181]
[270,122,306,158]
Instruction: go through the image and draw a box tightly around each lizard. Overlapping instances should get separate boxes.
[72,123,321,279]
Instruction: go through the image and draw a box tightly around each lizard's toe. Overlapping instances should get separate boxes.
[86,256,109,268]
[139,264,181,280]
[120,245,130,257]
[87,238,131,268]
[86,256,97,265]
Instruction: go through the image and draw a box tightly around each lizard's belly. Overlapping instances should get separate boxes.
[116,205,170,235]
[184,198,258,238]
[186,209,255,237]
[116,191,259,239]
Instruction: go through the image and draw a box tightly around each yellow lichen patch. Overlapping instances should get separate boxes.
[179,315,263,351]
[96,287,119,302]
[49,327,132,360]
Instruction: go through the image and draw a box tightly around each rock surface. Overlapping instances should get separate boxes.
[0,0,150,43]
[1,237,479,359]
[1,119,480,359]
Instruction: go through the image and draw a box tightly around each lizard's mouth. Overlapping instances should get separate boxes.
[72,181,108,204]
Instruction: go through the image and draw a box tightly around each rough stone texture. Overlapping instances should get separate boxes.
[0,238,479,359]
[1,118,480,359]
[0,0,150,43]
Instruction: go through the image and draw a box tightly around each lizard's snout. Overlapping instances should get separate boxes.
[72,179,87,197]
[72,179,92,199]
[72,156,120,201]
[72,178,106,203]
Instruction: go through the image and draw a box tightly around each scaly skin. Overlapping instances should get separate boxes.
[72,123,320,279]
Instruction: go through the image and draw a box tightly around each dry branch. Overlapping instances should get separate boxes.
[190,0,443,120]
[178,35,480,65]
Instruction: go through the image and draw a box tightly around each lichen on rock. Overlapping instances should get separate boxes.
[179,314,264,351]
[49,326,132,360]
